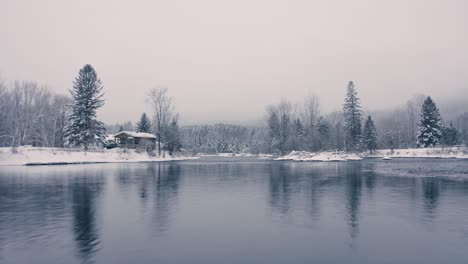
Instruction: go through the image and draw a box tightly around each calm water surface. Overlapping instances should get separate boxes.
[1,158,468,264]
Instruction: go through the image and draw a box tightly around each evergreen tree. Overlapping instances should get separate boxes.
[417,96,442,147]
[317,116,330,150]
[343,81,362,151]
[292,118,305,150]
[279,113,291,154]
[136,113,152,133]
[267,111,281,152]
[294,118,305,137]
[63,64,106,150]
[363,115,378,154]
[441,122,459,146]
[165,118,182,155]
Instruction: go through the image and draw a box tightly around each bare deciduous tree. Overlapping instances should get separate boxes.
[147,87,173,156]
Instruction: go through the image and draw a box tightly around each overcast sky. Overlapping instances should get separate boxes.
[1,0,467,124]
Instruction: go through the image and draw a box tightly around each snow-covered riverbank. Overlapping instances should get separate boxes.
[275,147,468,162]
[276,151,363,161]
[366,147,468,159]
[199,153,274,159]
[0,147,198,166]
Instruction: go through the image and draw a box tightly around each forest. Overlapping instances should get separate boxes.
[1,65,467,155]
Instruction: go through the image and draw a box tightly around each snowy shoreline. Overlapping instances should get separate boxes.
[276,147,468,162]
[1,147,467,166]
[0,147,198,166]
[275,151,363,162]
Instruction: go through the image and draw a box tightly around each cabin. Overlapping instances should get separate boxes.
[114,131,156,150]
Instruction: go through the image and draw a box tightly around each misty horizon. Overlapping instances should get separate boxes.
[2,0,468,125]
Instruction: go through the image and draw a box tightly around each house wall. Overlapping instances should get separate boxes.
[115,135,155,150]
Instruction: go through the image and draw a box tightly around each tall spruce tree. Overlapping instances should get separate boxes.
[417,96,442,147]
[63,64,106,150]
[343,81,362,151]
[136,113,152,133]
[363,115,378,154]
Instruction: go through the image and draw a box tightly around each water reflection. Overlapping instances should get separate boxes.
[114,163,181,234]
[265,161,468,241]
[344,163,363,239]
[422,177,440,223]
[151,163,181,233]
[268,163,293,217]
[69,175,104,264]
[1,160,468,264]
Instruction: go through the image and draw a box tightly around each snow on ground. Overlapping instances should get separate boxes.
[0,147,198,166]
[367,147,468,159]
[199,153,274,159]
[276,151,363,162]
[276,147,468,162]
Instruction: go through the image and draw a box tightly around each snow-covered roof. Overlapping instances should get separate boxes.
[114,131,156,139]
[105,134,115,141]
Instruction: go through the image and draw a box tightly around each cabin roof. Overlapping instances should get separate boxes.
[114,131,156,139]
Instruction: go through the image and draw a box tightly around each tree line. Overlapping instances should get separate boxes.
[1,66,467,154]
[0,65,182,156]
[0,80,71,148]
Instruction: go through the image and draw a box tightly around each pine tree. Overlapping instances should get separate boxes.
[63,64,106,150]
[279,113,291,154]
[417,96,442,147]
[343,81,362,151]
[294,118,305,137]
[317,116,330,150]
[136,113,152,133]
[362,115,378,154]
[292,118,305,150]
[267,111,281,152]
[441,122,459,146]
[165,118,182,155]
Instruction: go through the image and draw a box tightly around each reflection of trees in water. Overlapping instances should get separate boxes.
[422,177,440,222]
[114,163,182,234]
[0,173,68,254]
[363,163,377,196]
[151,163,181,233]
[0,168,105,264]
[139,170,149,207]
[69,175,104,264]
[345,163,363,239]
[268,163,293,217]
[306,175,322,221]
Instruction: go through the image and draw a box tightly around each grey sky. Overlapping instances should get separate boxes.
[1,0,467,125]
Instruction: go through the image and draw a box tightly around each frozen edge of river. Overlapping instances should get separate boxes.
[0,147,199,166]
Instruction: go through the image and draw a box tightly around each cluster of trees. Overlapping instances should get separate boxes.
[0,65,107,150]
[143,87,182,155]
[263,81,375,154]
[180,124,266,154]
[177,81,467,155]
[263,81,466,154]
[0,65,183,156]
[264,97,347,154]
[2,67,467,155]
[0,80,71,148]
